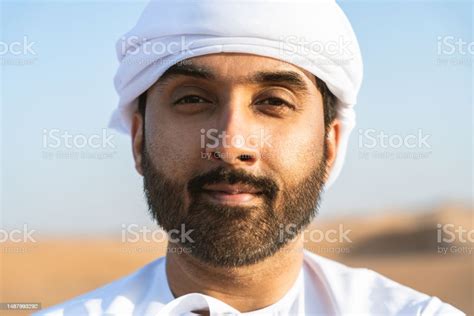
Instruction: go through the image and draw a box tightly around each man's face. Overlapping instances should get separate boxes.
[131,53,339,267]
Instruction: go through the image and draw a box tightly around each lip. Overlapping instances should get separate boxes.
[203,183,261,194]
[202,183,262,205]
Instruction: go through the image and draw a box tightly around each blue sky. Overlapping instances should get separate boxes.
[1,0,472,234]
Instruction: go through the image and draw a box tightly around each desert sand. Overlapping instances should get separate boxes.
[1,204,472,315]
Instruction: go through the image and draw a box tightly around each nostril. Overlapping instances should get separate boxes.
[207,151,257,164]
[239,154,253,162]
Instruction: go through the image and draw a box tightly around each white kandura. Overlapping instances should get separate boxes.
[34,250,463,316]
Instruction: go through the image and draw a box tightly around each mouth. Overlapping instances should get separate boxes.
[201,183,263,205]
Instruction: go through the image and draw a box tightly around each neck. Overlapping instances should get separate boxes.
[165,236,304,312]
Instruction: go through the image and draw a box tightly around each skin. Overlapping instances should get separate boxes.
[130,53,340,312]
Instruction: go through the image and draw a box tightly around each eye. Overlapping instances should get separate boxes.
[255,97,295,109]
[174,95,211,105]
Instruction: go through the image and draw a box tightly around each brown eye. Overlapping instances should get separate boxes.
[256,97,295,109]
[174,95,211,105]
[257,97,285,106]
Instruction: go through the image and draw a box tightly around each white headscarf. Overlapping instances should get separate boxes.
[110,0,363,188]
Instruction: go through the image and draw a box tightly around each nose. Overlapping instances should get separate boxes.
[203,103,260,167]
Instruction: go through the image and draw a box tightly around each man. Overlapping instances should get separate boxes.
[36,0,464,315]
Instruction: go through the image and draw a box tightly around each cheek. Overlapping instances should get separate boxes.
[262,115,325,185]
[145,114,203,179]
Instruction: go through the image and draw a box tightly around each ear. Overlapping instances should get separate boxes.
[324,119,341,179]
[131,111,144,176]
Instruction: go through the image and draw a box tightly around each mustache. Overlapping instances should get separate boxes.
[187,166,279,201]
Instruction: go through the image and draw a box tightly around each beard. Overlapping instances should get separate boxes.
[141,143,328,268]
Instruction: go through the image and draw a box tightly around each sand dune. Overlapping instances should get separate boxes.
[1,205,472,315]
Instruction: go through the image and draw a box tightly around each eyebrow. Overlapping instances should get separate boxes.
[159,63,215,81]
[157,62,311,95]
[248,70,310,94]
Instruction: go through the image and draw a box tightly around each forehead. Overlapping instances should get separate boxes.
[161,53,318,87]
